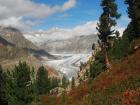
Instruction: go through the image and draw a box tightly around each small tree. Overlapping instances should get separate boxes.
[92,43,95,51]
[50,77,59,90]
[71,77,75,89]
[36,66,50,95]
[96,0,121,69]
[62,75,69,89]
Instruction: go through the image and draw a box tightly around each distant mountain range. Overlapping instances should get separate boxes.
[24,28,98,53]
[40,35,98,53]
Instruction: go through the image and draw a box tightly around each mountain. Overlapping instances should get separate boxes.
[24,28,98,53]
[0,26,55,60]
[40,35,98,53]
[0,26,37,49]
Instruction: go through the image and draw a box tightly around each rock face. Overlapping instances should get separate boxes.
[0,26,37,49]
[0,26,55,60]
[0,36,14,46]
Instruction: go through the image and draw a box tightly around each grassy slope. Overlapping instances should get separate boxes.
[40,39,140,105]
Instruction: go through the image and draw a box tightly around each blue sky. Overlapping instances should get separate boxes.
[32,0,129,30]
[0,0,130,33]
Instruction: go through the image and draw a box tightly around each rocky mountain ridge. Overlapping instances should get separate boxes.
[0,26,37,49]
[0,26,55,60]
[40,35,98,53]
[24,30,98,53]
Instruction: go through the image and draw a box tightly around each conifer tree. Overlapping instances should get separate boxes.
[96,0,121,69]
[36,66,50,95]
[0,65,8,105]
[62,75,69,89]
[30,67,38,102]
[7,62,33,105]
[71,77,75,89]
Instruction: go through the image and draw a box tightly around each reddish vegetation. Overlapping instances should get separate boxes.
[68,82,90,101]
[0,43,4,47]
[122,90,140,105]
[93,49,140,91]
[46,65,59,78]
[61,49,140,104]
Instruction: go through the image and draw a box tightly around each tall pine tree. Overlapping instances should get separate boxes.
[125,0,140,38]
[0,65,8,105]
[96,0,121,69]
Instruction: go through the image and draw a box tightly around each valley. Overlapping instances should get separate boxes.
[24,29,97,79]
[0,26,95,79]
[24,28,97,79]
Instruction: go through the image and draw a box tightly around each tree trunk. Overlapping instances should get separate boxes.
[105,47,111,70]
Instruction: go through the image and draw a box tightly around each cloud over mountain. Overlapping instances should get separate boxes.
[24,21,98,42]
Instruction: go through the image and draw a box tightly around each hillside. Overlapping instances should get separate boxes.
[40,39,140,105]
[0,36,14,46]
[0,26,56,60]
[0,26,35,60]
[0,26,37,49]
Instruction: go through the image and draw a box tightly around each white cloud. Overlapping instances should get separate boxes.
[0,17,28,30]
[72,21,98,35]
[117,15,130,36]
[0,0,77,30]
[62,0,76,11]
[117,27,125,36]
[0,17,41,31]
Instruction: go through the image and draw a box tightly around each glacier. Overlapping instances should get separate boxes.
[41,53,92,79]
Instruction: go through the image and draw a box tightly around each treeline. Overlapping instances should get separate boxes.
[0,62,72,105]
